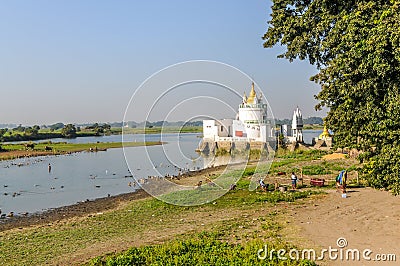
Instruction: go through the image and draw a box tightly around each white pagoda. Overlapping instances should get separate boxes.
[291,107,303,142]
[202,82,273,143]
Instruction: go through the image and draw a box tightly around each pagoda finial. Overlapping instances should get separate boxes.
[246,82,257,104]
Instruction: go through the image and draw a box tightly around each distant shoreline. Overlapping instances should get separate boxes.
[0,126,203,143]
[0,141,162,161]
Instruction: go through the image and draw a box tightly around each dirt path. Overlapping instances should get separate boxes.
[292,188,400,265]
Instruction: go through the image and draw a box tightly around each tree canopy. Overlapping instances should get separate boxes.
[61,124,77,138]
[263,0,400,193]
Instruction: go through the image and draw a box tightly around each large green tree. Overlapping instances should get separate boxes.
[263,0,400,193]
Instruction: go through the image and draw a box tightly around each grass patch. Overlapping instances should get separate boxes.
[2,141,161,153]
[276,149,327,160]
[302,165,331,175]
[87,232,315,266]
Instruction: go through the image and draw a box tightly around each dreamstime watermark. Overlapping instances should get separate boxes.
[257,237,396,262]
[122,60,276,206]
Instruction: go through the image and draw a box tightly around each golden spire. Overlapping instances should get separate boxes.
[246,82,256,104]
[319,126,332,139]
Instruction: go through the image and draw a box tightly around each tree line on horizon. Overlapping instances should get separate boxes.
[0,116,324,130]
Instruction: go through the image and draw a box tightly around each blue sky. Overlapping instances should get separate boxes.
[0,0,324,125]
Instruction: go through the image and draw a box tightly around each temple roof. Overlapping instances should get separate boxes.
[292,106,303,129]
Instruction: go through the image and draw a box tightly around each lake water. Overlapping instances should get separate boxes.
[0,130,321,215]
[303,130,322,144]
[0,133,205,215]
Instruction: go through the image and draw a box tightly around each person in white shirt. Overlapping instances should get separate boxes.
[291,172,298,189]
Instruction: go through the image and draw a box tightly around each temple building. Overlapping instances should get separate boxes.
[312,126,333,148]
[199,83,274,153]
[280,107,304,144]
[290,107,304,143]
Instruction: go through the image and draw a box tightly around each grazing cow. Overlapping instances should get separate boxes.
[44,146,52,151]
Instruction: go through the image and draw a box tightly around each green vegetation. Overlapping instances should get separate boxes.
[266,150,360,181]
[275,149,326,161]
[61,124,77,138]
[88,180,320,265]
[88,233,315,266]
[302,125,324,130]
[0,124,202,144]
[263,1,400,194]
[0,124,104,142]
[301,165,331,176]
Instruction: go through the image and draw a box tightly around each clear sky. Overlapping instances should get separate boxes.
[0,0,325,125]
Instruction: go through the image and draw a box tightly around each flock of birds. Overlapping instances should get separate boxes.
[1,161,197,220]
[0,150,205,221]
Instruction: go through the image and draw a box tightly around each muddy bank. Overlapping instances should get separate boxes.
[0,190,150,231]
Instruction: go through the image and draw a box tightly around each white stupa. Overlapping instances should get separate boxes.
[291,107,303,142]
[202,82,273,142]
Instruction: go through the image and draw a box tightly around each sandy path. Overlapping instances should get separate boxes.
[293,188,400,265]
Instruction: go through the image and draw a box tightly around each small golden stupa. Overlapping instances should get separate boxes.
[319,126,332,140]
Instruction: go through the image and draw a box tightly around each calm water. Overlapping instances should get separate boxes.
[0,133,204,215]
[303,130,323,144]
[0,131,321,215]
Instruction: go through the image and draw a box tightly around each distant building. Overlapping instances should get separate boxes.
[312,126,333,148]
[199,83,274,154]
[280,124,291,138]
[284,107,303,143]
[202,82,273,143]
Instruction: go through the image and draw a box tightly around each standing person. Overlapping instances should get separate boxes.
[336,170,347,193]
[48,163,52,173]
[291,172,298,189]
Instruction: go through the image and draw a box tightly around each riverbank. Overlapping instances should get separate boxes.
[2,151,381,266]
[0,141,162,161]
[0,190,149,231]
[0,161,325,265]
